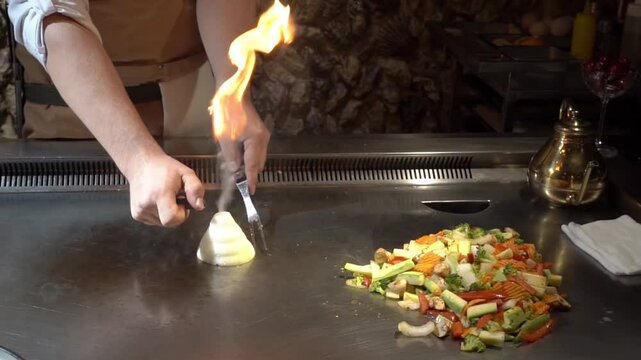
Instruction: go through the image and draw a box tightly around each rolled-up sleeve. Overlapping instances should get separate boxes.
[7,0,101,67]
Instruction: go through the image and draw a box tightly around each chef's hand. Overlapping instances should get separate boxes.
[128,154,205,227]
[219,100,270,195]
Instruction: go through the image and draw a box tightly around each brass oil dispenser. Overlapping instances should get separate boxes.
[528,99,607,206]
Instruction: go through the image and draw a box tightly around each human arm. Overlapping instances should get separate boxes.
[196,0,270,195]
[7,1,205,226]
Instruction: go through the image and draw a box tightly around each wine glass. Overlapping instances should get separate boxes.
[581,56,638,158]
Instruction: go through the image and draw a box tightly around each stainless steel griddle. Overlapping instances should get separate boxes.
[0,135,640,360]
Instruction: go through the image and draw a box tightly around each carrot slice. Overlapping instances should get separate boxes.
[415,234,438,245]
[507,275,537,296]
[413,253,442,275]
[494,259,528,271]
[492,282,530,300]
[532,301,550,315]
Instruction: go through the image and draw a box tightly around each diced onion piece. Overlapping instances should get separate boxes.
[398,321,435,337]
[482,244,495,254]
[526,258,537,270]
[501,299,518,310]
[479,262,495,274]
[457,263,478,289]
[398,300,421,311]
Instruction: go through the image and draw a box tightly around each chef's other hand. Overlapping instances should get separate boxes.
[128,154,205,227]
[219,100,270,195]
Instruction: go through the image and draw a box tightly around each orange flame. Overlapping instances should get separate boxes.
[209,0,295,141]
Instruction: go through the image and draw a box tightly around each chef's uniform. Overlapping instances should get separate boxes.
[8,0,215,138]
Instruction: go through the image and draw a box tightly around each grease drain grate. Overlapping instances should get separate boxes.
[0,155,473,192]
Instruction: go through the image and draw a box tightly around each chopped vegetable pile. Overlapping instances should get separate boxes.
[343,224,571,352]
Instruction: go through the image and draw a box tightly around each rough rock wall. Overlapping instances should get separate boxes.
[0,0,540,138]
[252,0,540,135]
[0,0,17,138]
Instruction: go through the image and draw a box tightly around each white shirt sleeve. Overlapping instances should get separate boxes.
[7,0,102,67]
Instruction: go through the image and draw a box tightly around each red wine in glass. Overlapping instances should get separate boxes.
[582,55,638,157]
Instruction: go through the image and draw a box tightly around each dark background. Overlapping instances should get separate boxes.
[1,0,639,143]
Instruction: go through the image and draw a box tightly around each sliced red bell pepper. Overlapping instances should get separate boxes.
[507,275,537,296]
[418,291,429,315]
[494,244,508,254]
[388,256,407,265]
[476,314,494,329]
[456,290,508,301]
[494,310,505,324]
[362,277,372,288]
[536,263,544,275]
[512,251,525,261]
[467,253,475,264]
[451,321,464,340]
[518,244,537,259]
[521,319,556,343]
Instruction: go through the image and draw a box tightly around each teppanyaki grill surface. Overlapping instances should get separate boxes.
[0,183,639,360]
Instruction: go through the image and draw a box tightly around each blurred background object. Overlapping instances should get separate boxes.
[1,0,639,158]
[0,1,17,139]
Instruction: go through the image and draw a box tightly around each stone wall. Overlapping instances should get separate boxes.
[252,0,542,135]
[0,0,544,138]
[0,0,17,138]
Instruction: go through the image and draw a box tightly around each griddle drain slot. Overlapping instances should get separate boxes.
[260,155,473,184]
[422,200,490,214]
[0,155,473,192]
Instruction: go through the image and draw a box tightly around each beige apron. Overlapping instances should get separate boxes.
[17,0,214,139]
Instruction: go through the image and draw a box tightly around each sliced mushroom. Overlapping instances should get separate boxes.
[471,234,494,245]
[430,275,447,291]
[433,315,453,338]
[374,248,391,265]
[387,279,407,295]
[501,232,514,240]
[428,296,445,310]
[504,227,520,239]
[433,261,450,277]
[543,294,572,311]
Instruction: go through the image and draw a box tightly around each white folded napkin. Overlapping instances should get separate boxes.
[562,215,641,275]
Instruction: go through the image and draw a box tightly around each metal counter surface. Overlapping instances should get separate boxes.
[0,135,543,158]
[1,183,639,360]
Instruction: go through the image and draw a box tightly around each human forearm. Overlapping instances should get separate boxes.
[196,0,256,86]
[43,14,164,179]
[33,13,204,227]
[196,0,270,194]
